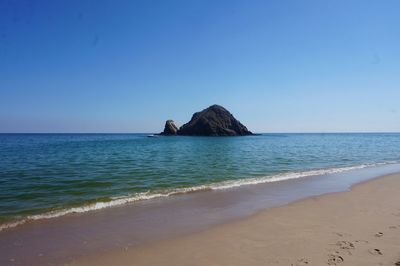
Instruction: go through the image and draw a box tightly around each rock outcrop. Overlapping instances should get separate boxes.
[160,120,179,135]
[177,105,253,136]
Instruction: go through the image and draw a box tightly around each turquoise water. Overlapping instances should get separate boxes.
[1,133,400,228]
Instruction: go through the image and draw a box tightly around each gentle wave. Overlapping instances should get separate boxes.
[209,162,390,190]
[0,161,395,232]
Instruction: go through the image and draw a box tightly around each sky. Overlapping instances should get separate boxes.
[1,0,400,133]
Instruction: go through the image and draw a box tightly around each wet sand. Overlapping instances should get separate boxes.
[72,173,400,266]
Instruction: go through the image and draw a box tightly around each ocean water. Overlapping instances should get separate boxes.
[1,133,400,230]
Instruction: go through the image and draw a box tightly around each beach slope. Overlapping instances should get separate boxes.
[72,173,400,266]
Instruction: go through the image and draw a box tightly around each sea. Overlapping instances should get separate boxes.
[1,133,400,231]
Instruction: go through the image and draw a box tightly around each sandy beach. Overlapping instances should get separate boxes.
[71,173,400,266]
[3,1,400,265]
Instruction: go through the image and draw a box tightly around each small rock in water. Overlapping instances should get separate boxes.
[160,120,179,135]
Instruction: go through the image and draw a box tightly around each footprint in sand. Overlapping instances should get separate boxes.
[336,241,355,250]
[389,225,397,229]
[395,261,400,266]
[375,232,384,237]
[334,232,351,238]
[327,254,344,265]
[368,248,383,256]
[292,258,309,265]
[335,241,355,255]
[355,240,369,244]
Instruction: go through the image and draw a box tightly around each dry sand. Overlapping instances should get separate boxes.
[71,173,400,266]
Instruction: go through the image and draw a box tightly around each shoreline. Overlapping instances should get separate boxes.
[72,172,400,266]
[0,162,396,233]
[2,164,400,265]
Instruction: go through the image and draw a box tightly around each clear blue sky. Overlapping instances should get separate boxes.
[1,0,399,133]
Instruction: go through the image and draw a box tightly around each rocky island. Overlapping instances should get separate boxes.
[160,104,253,136]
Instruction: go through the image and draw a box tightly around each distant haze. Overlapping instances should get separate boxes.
[1,0,400,133]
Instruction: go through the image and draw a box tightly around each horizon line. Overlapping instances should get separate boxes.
[1,131,400,134]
